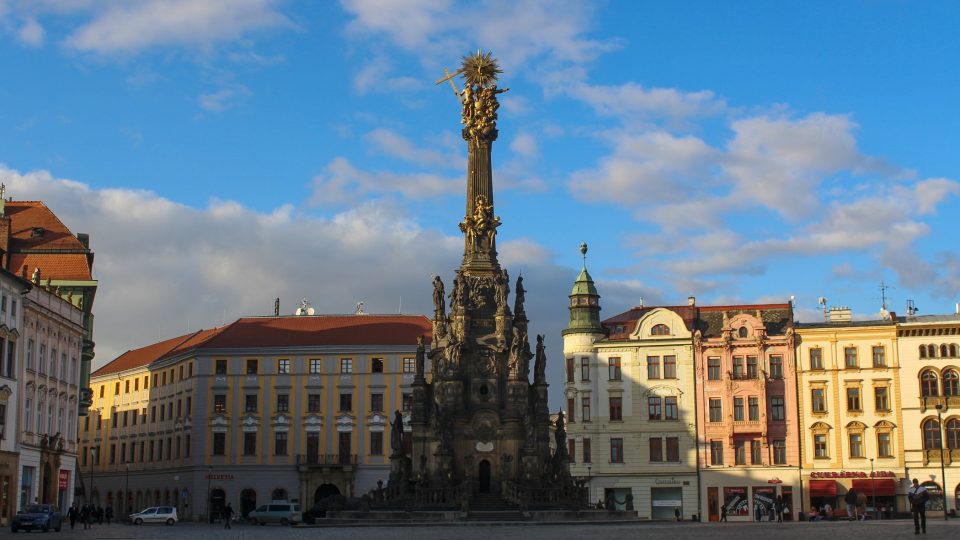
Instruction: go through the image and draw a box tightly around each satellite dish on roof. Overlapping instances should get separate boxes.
[295,298,315,316]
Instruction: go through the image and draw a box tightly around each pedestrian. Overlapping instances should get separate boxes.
[106,505,113,524]
[80,504,90,530]
[755,502,762,522]
[845,489,858,520]
[720,504,728,522]
[824,502,832,520]
[67,505,78,530]
[223,502,234,529]
[907,478,929,535]
[674,507,681,521]
[856,491,867,521]
[775,495,784,523]
[97,505,104,524]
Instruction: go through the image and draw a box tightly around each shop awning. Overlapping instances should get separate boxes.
[851,479,898,497]
[808,480,837,497]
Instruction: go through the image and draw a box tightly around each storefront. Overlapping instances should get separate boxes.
[701,471,800,522]
[0,452,17,526]
[650,487,683,520]
[804,470,903,517]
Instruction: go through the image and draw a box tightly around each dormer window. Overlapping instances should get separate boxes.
[31,227,45,237]
[614,325,624,334]
[738,327,748,338]
[651,324,670,336]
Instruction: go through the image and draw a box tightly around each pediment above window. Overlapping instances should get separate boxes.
[810,421,832,431]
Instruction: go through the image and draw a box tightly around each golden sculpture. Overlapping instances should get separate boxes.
[436,50,509,142]
[459,195,500,248]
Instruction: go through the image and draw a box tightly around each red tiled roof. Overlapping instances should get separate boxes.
[697,303,791,311]
[6,201,88,251]
[602,305,698,337]
[93,315,433,375]
[8,253,91,281]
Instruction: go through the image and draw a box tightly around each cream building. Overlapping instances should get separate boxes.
[897,311,960,517]
[795,307,904,516]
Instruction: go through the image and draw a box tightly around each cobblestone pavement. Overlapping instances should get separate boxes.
[46,519,959,540]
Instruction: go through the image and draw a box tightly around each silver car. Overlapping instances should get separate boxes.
[129,506,178,525]
[247,503,301,525]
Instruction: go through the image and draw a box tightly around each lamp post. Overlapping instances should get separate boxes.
[124,464,130,520]
[587,465,592,506]
[88,447,97,507]
[870,458,876,520]
[935,403,948,520]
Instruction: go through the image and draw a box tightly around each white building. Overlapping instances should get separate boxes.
[0,269,28,525]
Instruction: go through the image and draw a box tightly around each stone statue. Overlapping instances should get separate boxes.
[554,411,567,455]
[390,410,404,456]
[513,275,526,318]
[432,276,446,316]
[534,334,547,382]
[450,275,466,312]
[415,335,426,377]
[495,269,509,313]
[274,297,280,316]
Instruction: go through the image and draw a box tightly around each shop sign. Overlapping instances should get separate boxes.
[768,477,783,484]
[652,500,683,507]
[204,474,234,481]
[654,478,682,485]
[809,471,896,479]
[58,470,69,490]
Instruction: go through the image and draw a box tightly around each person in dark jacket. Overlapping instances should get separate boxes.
[67,505,78,530]
[907,478,929,534]
[223,502,234,529]
[844,489,858,520]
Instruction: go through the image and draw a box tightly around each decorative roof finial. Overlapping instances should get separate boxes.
[580,242,588,268]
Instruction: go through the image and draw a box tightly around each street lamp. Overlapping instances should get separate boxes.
[935,403,948,520]
[124,464,130,520]
[88,447,97,507]
[869,458,876,520]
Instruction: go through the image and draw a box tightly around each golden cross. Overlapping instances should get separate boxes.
[435,67,464,96]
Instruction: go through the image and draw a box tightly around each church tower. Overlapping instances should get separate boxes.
[390,51,573,507]
[564,242,602,334]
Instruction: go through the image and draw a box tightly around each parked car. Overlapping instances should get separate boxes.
[247,502,301,525]
[129,506,178,525]
[11,504,63,533]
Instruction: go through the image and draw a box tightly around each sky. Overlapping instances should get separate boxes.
[1,1,958,407]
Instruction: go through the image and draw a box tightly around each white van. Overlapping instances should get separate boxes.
[247,502,301,525]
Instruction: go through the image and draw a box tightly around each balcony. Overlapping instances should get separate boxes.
[732,420,765,435]
[296,454,358,467]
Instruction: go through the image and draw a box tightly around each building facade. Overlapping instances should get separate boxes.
[77,313,431,521]
[0,269,27,525]
[897,312,960,516]
[694,304,801,521]
[795,308,904,516]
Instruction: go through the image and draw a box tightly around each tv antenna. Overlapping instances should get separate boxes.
[818,297,828,321]
[294,298,315,316]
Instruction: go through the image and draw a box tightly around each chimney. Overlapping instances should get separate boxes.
[688,295,696,306]
[0,213,9,269]
[76,233,90,249]
[828,306,852,323]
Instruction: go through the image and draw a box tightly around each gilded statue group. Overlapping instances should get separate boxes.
[459,84,507,141]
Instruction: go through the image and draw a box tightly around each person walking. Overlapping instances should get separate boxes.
[720,504,728,522]
[775,495,784,523]
[223,502,234,529]
[855,490,867,521]
[845,489,858,520]
[67,505,78,530]
[80,504,90,530]
[907,478,929,534]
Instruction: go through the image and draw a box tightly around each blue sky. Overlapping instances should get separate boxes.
[1,1,958,398]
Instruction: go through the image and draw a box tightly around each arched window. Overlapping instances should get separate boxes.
[921,370,940,397]
[941,345,950,358]
[272,488,288,501]
[920,345,928,358]
[738,327,748,338]
[946,419,960,450]
[944,370,960,397]
[651,324,670,336]
[928,345,938,358]
[923,419,942,450]
[950,344,958,357]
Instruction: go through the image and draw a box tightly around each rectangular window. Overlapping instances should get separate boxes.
[214,395,226,413]
[245,395,257,413]
[160,404,166,421]
[580,357,590,381]
[244,433,256,455]
[215,359,227,374]
[120,443,127,463]
[568,439,576,463]
[649,437,663,462]
[872,346,886,367]
[371,393,384,412]
[186,398,192,416]
[213,433,225,455]
[276,394,289,412]
[748,397,759,421]
[769,355,783,378]
[310,359,322,374]
[370,431,383,455]
[371,358,384,373]
[608,357,621,381]
[708,357,721,380]
[340,358,353,373]
[733,397,744,422]
[847,387,861,411]
[402,393,413,411]
[122,410,128,426]
[148,440,155,461]
[583,438,591,463]
[771,396,786,421]
[125,380,130,393]
[666,437,679,462]
[246,359,258,375]
[663,355,677,379]
[732,356,744,378]
[112,408,118,428]
[403,357,415,373]
[647,356,660,379]
[849,433,863,458]
[875,387,890,411]
[275,432,288,455]
[810,348,823,370]
[566,397,575,422]
[710,440,723,465]
[648,397,662,420]
[664,396,678,420]
[308,394,321,413]
[277,359,290,374]
[877,432,892,457]
[339,393,352,412]
[814,434,828,458]
[581,396,591,422]
[608,396,622,421]
[773,439,787,464]
[734,440,746,465]
[746,356,758,379]
[150,406,156,422]
[844,347,858,368]
[110,444,116,464]
[566,357,574,382]
[811,388,826,413]
[709,398,722,422]
[610,437,624,463]
[751,439,762,465]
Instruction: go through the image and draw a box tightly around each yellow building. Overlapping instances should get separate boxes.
[77,313,430,520]
[897,312,960,517]
[795,308,904,517]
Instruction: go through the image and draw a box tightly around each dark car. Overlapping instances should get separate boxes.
[11,504,63,533]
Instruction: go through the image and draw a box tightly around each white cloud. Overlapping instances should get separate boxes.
[17,16,44,47]
[509,132,539,159]
[363,128,461,168]
[309,157,461,206]
[566,81,726,120]
[353,55,424,95]
[198,84,252,112]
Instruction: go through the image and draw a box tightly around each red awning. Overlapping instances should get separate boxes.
[851,479,898,497]
[809,480,838,497]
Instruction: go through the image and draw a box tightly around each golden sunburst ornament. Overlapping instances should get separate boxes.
[460,50,502,88]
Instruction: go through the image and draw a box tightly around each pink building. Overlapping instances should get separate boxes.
[694,304,801,521]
